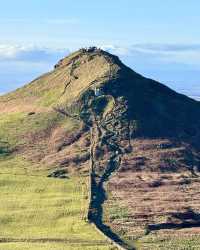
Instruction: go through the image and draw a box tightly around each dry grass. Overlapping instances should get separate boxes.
[103,138,200,248]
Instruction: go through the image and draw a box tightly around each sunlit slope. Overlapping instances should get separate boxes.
[0,156,112,250]
[0,49,116,249]
[0,50,111,113]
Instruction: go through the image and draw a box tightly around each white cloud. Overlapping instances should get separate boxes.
[1,43,200,66]
[100,45,130,56]
[100,44,200,68]
[0,44,69,62]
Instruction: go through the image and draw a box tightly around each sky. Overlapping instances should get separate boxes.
[0,0,200,98]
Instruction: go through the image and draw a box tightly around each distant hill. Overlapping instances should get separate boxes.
[1,47,200,249]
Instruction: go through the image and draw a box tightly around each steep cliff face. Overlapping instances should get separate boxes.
[1,48,200,249]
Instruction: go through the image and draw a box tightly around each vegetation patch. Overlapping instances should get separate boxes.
[0,157,112,249]
[91,95,115,117]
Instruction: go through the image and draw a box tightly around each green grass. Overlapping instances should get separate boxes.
[0,70,66,108]
[0,156,112,249]
[0,111,79,152]
[0,111,58,146]
[136,234,200,250]
[37,84,66,107]
[0,242,112,250]
[91,95,115,118]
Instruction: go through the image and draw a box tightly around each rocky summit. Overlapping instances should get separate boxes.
[1,47,200,249]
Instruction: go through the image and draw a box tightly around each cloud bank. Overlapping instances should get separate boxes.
[102,44,200,67]
[1,43,200,65]
[102,43,200,54]
[0,45,69,93]
[0,44,69,62]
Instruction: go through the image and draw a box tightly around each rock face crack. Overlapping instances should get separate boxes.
[61,60,78,96]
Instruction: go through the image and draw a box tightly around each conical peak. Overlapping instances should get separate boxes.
[54,47,122,69]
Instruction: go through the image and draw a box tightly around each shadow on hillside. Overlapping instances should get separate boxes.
[0,140,12,156]
[147,209,200,233]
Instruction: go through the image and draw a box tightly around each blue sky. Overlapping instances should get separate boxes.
[0,0,200,98]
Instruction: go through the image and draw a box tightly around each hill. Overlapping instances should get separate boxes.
[1,47,200,249]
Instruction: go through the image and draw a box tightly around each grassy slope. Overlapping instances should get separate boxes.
[0,156,112,250]
[0,113,112,249]
[0,244,111,250]
[0,51,110,113]
[0,52,114,249]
